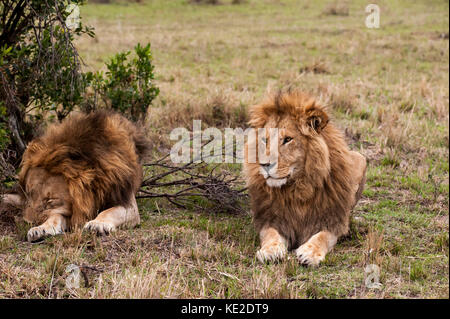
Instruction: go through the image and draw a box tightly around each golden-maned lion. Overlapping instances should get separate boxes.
[244,90,366,266]
[1,111,149,242]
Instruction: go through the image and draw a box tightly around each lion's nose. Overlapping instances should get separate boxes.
[260,162,276,172]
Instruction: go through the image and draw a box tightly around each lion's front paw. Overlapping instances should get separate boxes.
[296,243,325,267]
[83,220,116,236]
[256,243,287,263]
[27,225,64,242]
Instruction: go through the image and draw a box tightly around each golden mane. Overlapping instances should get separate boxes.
[245,90,358,249]
[18,111,149,228]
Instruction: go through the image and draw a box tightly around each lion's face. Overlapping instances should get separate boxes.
[245,91,330,189]
[256,115,308,188]
[22,167,71,224]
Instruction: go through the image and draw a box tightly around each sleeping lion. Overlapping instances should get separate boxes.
[244,90,366,266]
[1,111,149,242]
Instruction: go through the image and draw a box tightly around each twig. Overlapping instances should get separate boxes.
[139,141,248,215]
[48,249,59,299]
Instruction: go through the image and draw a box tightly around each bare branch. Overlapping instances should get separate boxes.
[139,142,248,215]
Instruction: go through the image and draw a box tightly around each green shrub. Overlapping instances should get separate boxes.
[83,43,159,122]
[0,1,159,184]
[0,1,93,157]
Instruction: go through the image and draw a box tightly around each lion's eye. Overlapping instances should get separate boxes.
[282,136,293,145]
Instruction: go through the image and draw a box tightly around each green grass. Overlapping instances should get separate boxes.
[0,0,448,298]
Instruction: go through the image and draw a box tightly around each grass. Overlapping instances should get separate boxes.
[0,0,448,298]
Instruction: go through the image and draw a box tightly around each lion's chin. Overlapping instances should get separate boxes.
[266,177,287,188]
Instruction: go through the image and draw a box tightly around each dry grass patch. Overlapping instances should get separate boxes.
[1,0,448,299]
[323,1,350,16]
[299,60,330,74]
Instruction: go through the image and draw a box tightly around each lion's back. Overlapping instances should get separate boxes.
[44,111,149,164]
[20,110,150,225]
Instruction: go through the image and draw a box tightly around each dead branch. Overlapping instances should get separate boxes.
[0,150,16,180]
[139,141,248,215]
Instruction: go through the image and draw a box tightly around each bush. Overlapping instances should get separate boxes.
[0,0,159,183]
[0,1,91,157]
[83,43,159,122]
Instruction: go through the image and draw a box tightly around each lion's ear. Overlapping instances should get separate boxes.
[305,104,329,134]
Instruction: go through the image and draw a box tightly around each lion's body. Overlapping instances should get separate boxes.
[14,111,149,241]
[244,91,366,265]
[248,124,361,249]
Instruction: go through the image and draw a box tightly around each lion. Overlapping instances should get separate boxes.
[244,90,366,266]
[0,110,149,242]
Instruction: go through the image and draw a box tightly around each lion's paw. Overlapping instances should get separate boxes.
[83,220,116,236]
[295,243,325,267]
[256,243,286,263]
[27,225,64,242]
